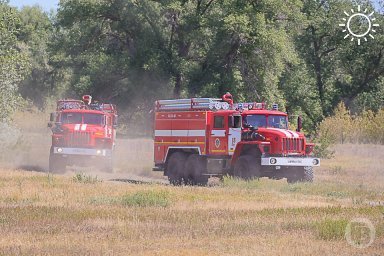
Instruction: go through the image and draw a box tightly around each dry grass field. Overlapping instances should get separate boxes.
[0,111,382,255]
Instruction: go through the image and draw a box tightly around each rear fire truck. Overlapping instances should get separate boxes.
[48,95,117,173]
[153,93,320,185]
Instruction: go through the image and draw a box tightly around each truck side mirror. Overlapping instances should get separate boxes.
[113,115,118,129]
[50,112,56,122]
[229,116,234,128]
[47,123,52,128]
[297,116,302,132]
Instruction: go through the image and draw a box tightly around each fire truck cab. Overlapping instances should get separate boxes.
[153,93,320,185]
[48,95,117,173]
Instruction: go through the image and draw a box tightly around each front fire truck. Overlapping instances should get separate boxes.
[48,95,117,173]
[153,93,320,185]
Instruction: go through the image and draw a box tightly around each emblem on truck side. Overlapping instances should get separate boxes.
[215,138,220,148]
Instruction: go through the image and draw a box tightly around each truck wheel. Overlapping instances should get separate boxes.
[286,167,313,183]
[167,152,186,185]
[49,152,66,174]
[234,155,261,180]
[184,154,208,186]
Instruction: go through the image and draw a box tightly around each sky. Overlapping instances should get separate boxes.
[8,0,384,13]
[9,0,59,12]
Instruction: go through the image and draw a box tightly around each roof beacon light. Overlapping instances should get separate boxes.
[272,103,278,111]
[254,103,263,109]
[82,95,92,105]
[222,92,233,106]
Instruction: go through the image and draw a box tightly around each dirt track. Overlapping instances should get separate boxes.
[3,112,384,189]
[0,127,166,184]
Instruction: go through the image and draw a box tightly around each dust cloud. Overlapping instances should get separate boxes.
[0,110,165,183]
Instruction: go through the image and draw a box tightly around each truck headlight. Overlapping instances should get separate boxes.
[96,150,102,155]
[312,159,319,165]
[57,148,63,153]
[270,158,277,164]
[94,131,104,137]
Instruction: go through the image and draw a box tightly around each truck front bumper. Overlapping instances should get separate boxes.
[261,157,320,167]
[53,147,112,157]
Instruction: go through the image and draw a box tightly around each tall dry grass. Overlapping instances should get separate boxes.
[0,141,382,255]
[0,162,382,255]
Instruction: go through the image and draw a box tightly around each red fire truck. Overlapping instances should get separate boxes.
[153,93,320,185]
[48,95,117,173]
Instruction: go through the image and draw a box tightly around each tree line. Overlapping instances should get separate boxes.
[0,0,383,134]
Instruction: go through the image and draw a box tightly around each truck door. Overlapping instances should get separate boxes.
[228,115,241,155]
[209,114,228,155]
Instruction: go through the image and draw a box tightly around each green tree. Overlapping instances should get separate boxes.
[336,13,384,114]
[279,0,383,132]
[187,0,303,105]
[53,0,171,105]
[17,5,54,108]
[0,1,30,121]
[294,0,384,117]
[54,0,303,102]
[47,0,383,135]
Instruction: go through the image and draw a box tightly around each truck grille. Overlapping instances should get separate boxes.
[282,138,303,154]
[67,132,91,147]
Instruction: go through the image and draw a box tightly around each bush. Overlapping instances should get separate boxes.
[315,219,348,240]
[121,190,170,207]
[72,173,101,184]
[314,130,335,159]
[316,102,384,148]
[221,175,261,189]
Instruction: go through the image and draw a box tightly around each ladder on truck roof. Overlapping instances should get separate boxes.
[156,98,232,111]
[156,92,270,112]
[57,99,117,115]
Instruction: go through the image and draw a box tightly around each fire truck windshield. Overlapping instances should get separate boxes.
[244,115,288,129]
[61,113,104,125]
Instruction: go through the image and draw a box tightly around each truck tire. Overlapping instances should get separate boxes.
[233,155,261,180]
[167,152,187,185]
[286,167,313,183]
[184,154,208,186]
[49,151,66,174]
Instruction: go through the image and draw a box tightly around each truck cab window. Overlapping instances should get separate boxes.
[214,116,224,128]
[244,115,267,128]
[61,113,82,124]
[83,114,104,125]
[268,115,288,129]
